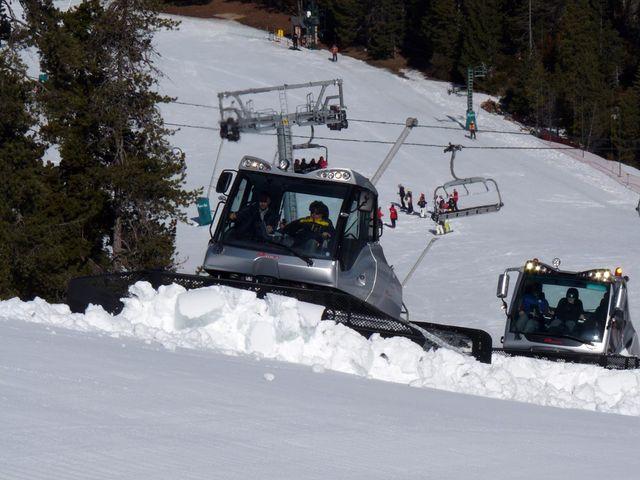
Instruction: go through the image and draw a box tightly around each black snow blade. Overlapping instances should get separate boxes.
[67,270,493,364]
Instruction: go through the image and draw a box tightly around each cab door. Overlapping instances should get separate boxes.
[336,193,401,319]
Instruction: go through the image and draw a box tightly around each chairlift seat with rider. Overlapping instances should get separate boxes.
[432,143,503,222]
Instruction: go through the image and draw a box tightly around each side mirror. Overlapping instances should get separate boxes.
[614,286,627,311]
[358,190,374,212]
[497,274,509,298]
[216,170,233,194]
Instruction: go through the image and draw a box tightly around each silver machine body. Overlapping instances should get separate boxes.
[497,260,639,357]
[203,156,403,319]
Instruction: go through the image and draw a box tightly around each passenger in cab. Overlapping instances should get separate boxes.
[550,287,585,332]
[514,283,549,333]
[228,191,278,240]
[293,159,301,173]
[318,156,328,169]
[281,200,335,251]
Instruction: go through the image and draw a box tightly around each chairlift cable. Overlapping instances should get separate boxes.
[165,122,581,150]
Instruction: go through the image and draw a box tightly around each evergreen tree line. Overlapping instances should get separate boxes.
[241,0,640,168]
[0,0,198,302]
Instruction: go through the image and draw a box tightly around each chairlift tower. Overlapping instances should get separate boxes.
[465,64,487,130]
[218,79,348,169]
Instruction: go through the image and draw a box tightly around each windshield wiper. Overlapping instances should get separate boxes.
[536,333,594,346]
[262,238,313,266]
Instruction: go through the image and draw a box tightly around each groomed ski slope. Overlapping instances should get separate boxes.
[155,16,640,343]
[3,284,640,416]
[3,317,640,480]
[4,7,640,409]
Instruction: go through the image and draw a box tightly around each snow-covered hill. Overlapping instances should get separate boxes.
[5,6,640,477]
[154,17,640,342]
[6,318,640,480]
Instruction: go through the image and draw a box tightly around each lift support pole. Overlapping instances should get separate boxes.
[370,117,418,186]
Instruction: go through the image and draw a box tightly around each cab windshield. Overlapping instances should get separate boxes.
[217,171,350,260]
[511,274,610,344]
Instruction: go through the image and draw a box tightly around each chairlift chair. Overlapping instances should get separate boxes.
[292,125,329,171]
[432,143,504,221]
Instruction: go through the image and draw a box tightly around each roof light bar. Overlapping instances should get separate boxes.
[580,268,615,282]
[241,158,271,171]
[524,259,549,273]
[317,169,351,181]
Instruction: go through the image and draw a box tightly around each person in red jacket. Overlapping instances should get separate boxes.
[389,204,398,228]
[318,156,328,169]
[452,188,459,209]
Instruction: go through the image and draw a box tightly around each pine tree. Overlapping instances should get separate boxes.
[364,0,405,59]
[22,0,198,273]
[0,46,91,301]
[554,0,616,148]
[458,0,504,79]
[422,0,461,79]
[321,0,364,46]
[90,0,198,270]
[402,0,430,65]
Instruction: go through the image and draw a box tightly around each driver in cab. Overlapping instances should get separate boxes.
[281,201,335,251]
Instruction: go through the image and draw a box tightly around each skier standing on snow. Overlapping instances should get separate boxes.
[389,204,398,228]
[405,190,414,214]
[469,121,477,140]
[331,44,339,62]
[417,193,427,218]
[398,184,406,210]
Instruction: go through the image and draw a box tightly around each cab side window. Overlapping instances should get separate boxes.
[340,198,373,271]
[222,178,251,238]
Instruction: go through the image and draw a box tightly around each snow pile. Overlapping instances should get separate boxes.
[3,284,640,416]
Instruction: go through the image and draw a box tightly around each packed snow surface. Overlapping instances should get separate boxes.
[5,317,640,480]
[3,283,640,416]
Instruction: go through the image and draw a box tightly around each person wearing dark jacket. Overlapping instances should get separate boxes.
[398,184,406,210]
[281,201,335,251]
[417,193,427,218]
[300,158,308,173]
[405,190,414,214]
[551,287,585,332]
[228,192,279,241]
